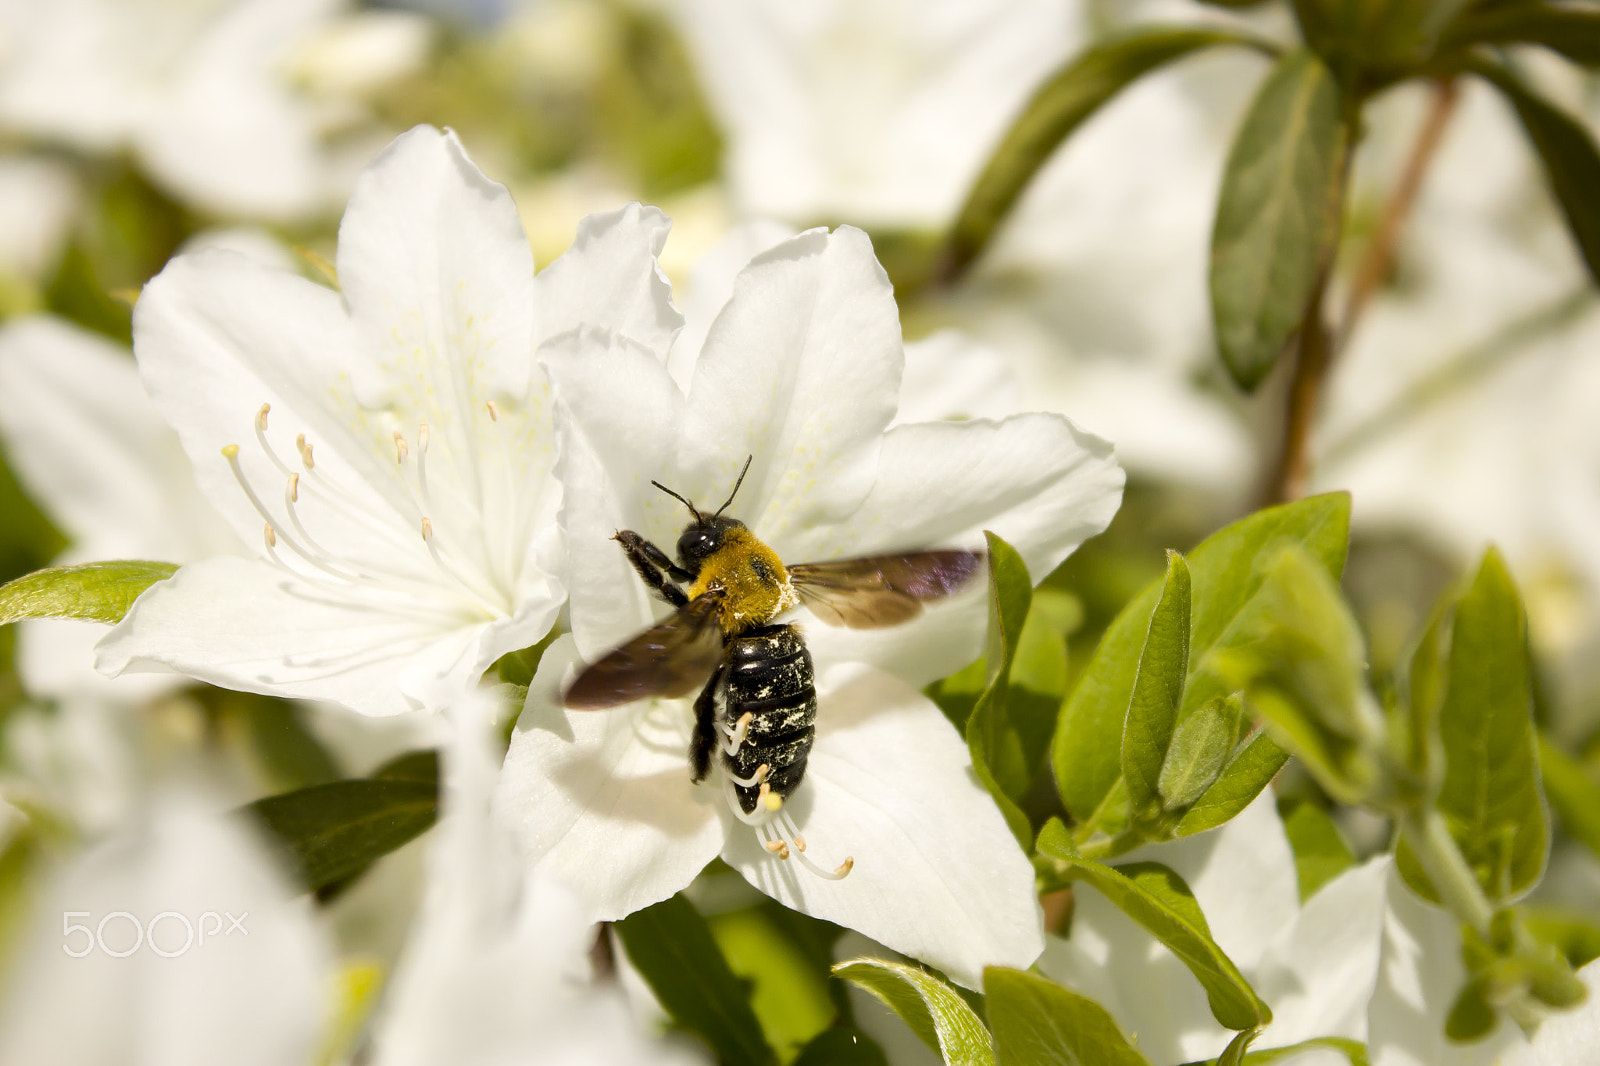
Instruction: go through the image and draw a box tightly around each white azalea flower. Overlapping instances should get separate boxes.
[0,0,428,219]
[0,315,240,702]
[670,0,1078,228]
[1040,796,1392,1064]
[0,155,78,282]
[0,789,331,1066]
[498,222,1124,986]
[96,126,675,716]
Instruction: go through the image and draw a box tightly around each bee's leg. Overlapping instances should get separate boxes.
[689,663,724,784]
[614,530,692,607]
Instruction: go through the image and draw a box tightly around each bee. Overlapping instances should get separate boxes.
[562,456,983,878]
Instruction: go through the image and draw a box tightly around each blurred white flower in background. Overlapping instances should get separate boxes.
[500,220,1123,987]
[671,0,1077,229]
[0,691,703,1066]
[0,157,80,285]
[0,0,432,219]
[672,0,1258,493]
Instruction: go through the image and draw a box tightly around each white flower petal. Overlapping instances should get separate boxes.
[894,329,1021,426]
[543,328,691,658]
[0,790,329,1066]
[1253,857,1391,1047]
[1369,866,1528,1066]
[133,249,401,557]
[722,664,1042,988]
[338,124,538,407]
[667,218,797,390]
[0,156,78,277]
[683,226,903,545]
[95,556,552,717]
[497,637,726,921]
[0,314,235,561]
[534,203,685,359]
[798,413,1122,687]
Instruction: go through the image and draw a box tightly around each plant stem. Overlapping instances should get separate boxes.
[1336,78,1459,353]
[1398,807,1493,935]
[1263,78,1457,505]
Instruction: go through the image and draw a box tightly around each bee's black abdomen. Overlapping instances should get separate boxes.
[723,625,816,815]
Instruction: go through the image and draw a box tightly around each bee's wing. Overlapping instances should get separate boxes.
[563,593,724,710]
[787,550,984,629]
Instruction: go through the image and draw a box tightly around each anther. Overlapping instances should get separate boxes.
[763,839,789,858]
[256,403,270,431]
[834,858,855,877]
[263,523,276,548]
[422,517,434,541]
[759,782,782,812]
[295,434,315,470]
[393,431,407,463]
[287,472,299,503]
[793,835,806,852]
[418,424,430,451]
[485,400,499,422]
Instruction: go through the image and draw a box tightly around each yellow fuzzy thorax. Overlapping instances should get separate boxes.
[687,526,799,634]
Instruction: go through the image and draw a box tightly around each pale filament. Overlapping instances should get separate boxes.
[721,774,853,881]
[223,405,509,616]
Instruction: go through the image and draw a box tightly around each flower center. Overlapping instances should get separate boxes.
[221,402,512,618]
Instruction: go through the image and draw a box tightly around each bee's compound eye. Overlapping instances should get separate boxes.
[678,528,711,561]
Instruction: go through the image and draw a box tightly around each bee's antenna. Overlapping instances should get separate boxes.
[714,455,754,518]
[650,480,702,521]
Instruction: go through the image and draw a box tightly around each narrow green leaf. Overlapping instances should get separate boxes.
[244,774,438,895]
[833,958,994,1066]
[1537,733,1600,867]
[617,895,777,1066]
[1280,799,1355,903]
[1035,832,1272,1031]
[1055,494,1349,829]
[792,1028,888,1066]
[966,531,1036,846]
[1399,549,1548,903]
[1523,906,1600,970]
[1210,48,1346,390]
[939,27,1274,282]
[1159,695,1237,816]
[1443,4,1600,66]
[1217,1027,1259,1066]
[1182,1036,1369,1065]
[0,560,177,625]
[1175,728,1289,836]
[1123,551,1193,832]
[1473,57,1600,288]
[984,966,1152,1066]
[372,749,440,783]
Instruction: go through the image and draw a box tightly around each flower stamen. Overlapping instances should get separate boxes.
[721,774,852,880]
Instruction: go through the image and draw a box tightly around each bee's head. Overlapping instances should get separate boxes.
[652,455,755,567]
[676,515,745,564]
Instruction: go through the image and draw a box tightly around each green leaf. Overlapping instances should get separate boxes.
[1217,1028,1259,1066]
[938,27,1275,283]
[244,770,438,895]
[1292,0,1471,81]
[616,895,776,1066]
[966,531,1036,846]
[709,906,837,1060]
[1443,3,1600,66]
[1159,694,1238,817]
[1207,547,1383,807]
[1182,1036,1369,1065]
[1175,728,1290,836]
[1209,47,1346,391]
[1473,57,1600,289]
[984,966,1152,1066]
[833,958,994,1066]
[1123,551,1193,832]
[1523,906,1600,970]
[1280,799,1355,903]
[1398,549,1548,903]
[371,749,440,783]
[1538,733,1600,863]
[1035,822,1272,1031]
[0,560,178,625]
[792,1028,888,1066]
[1055,494,1349,830]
